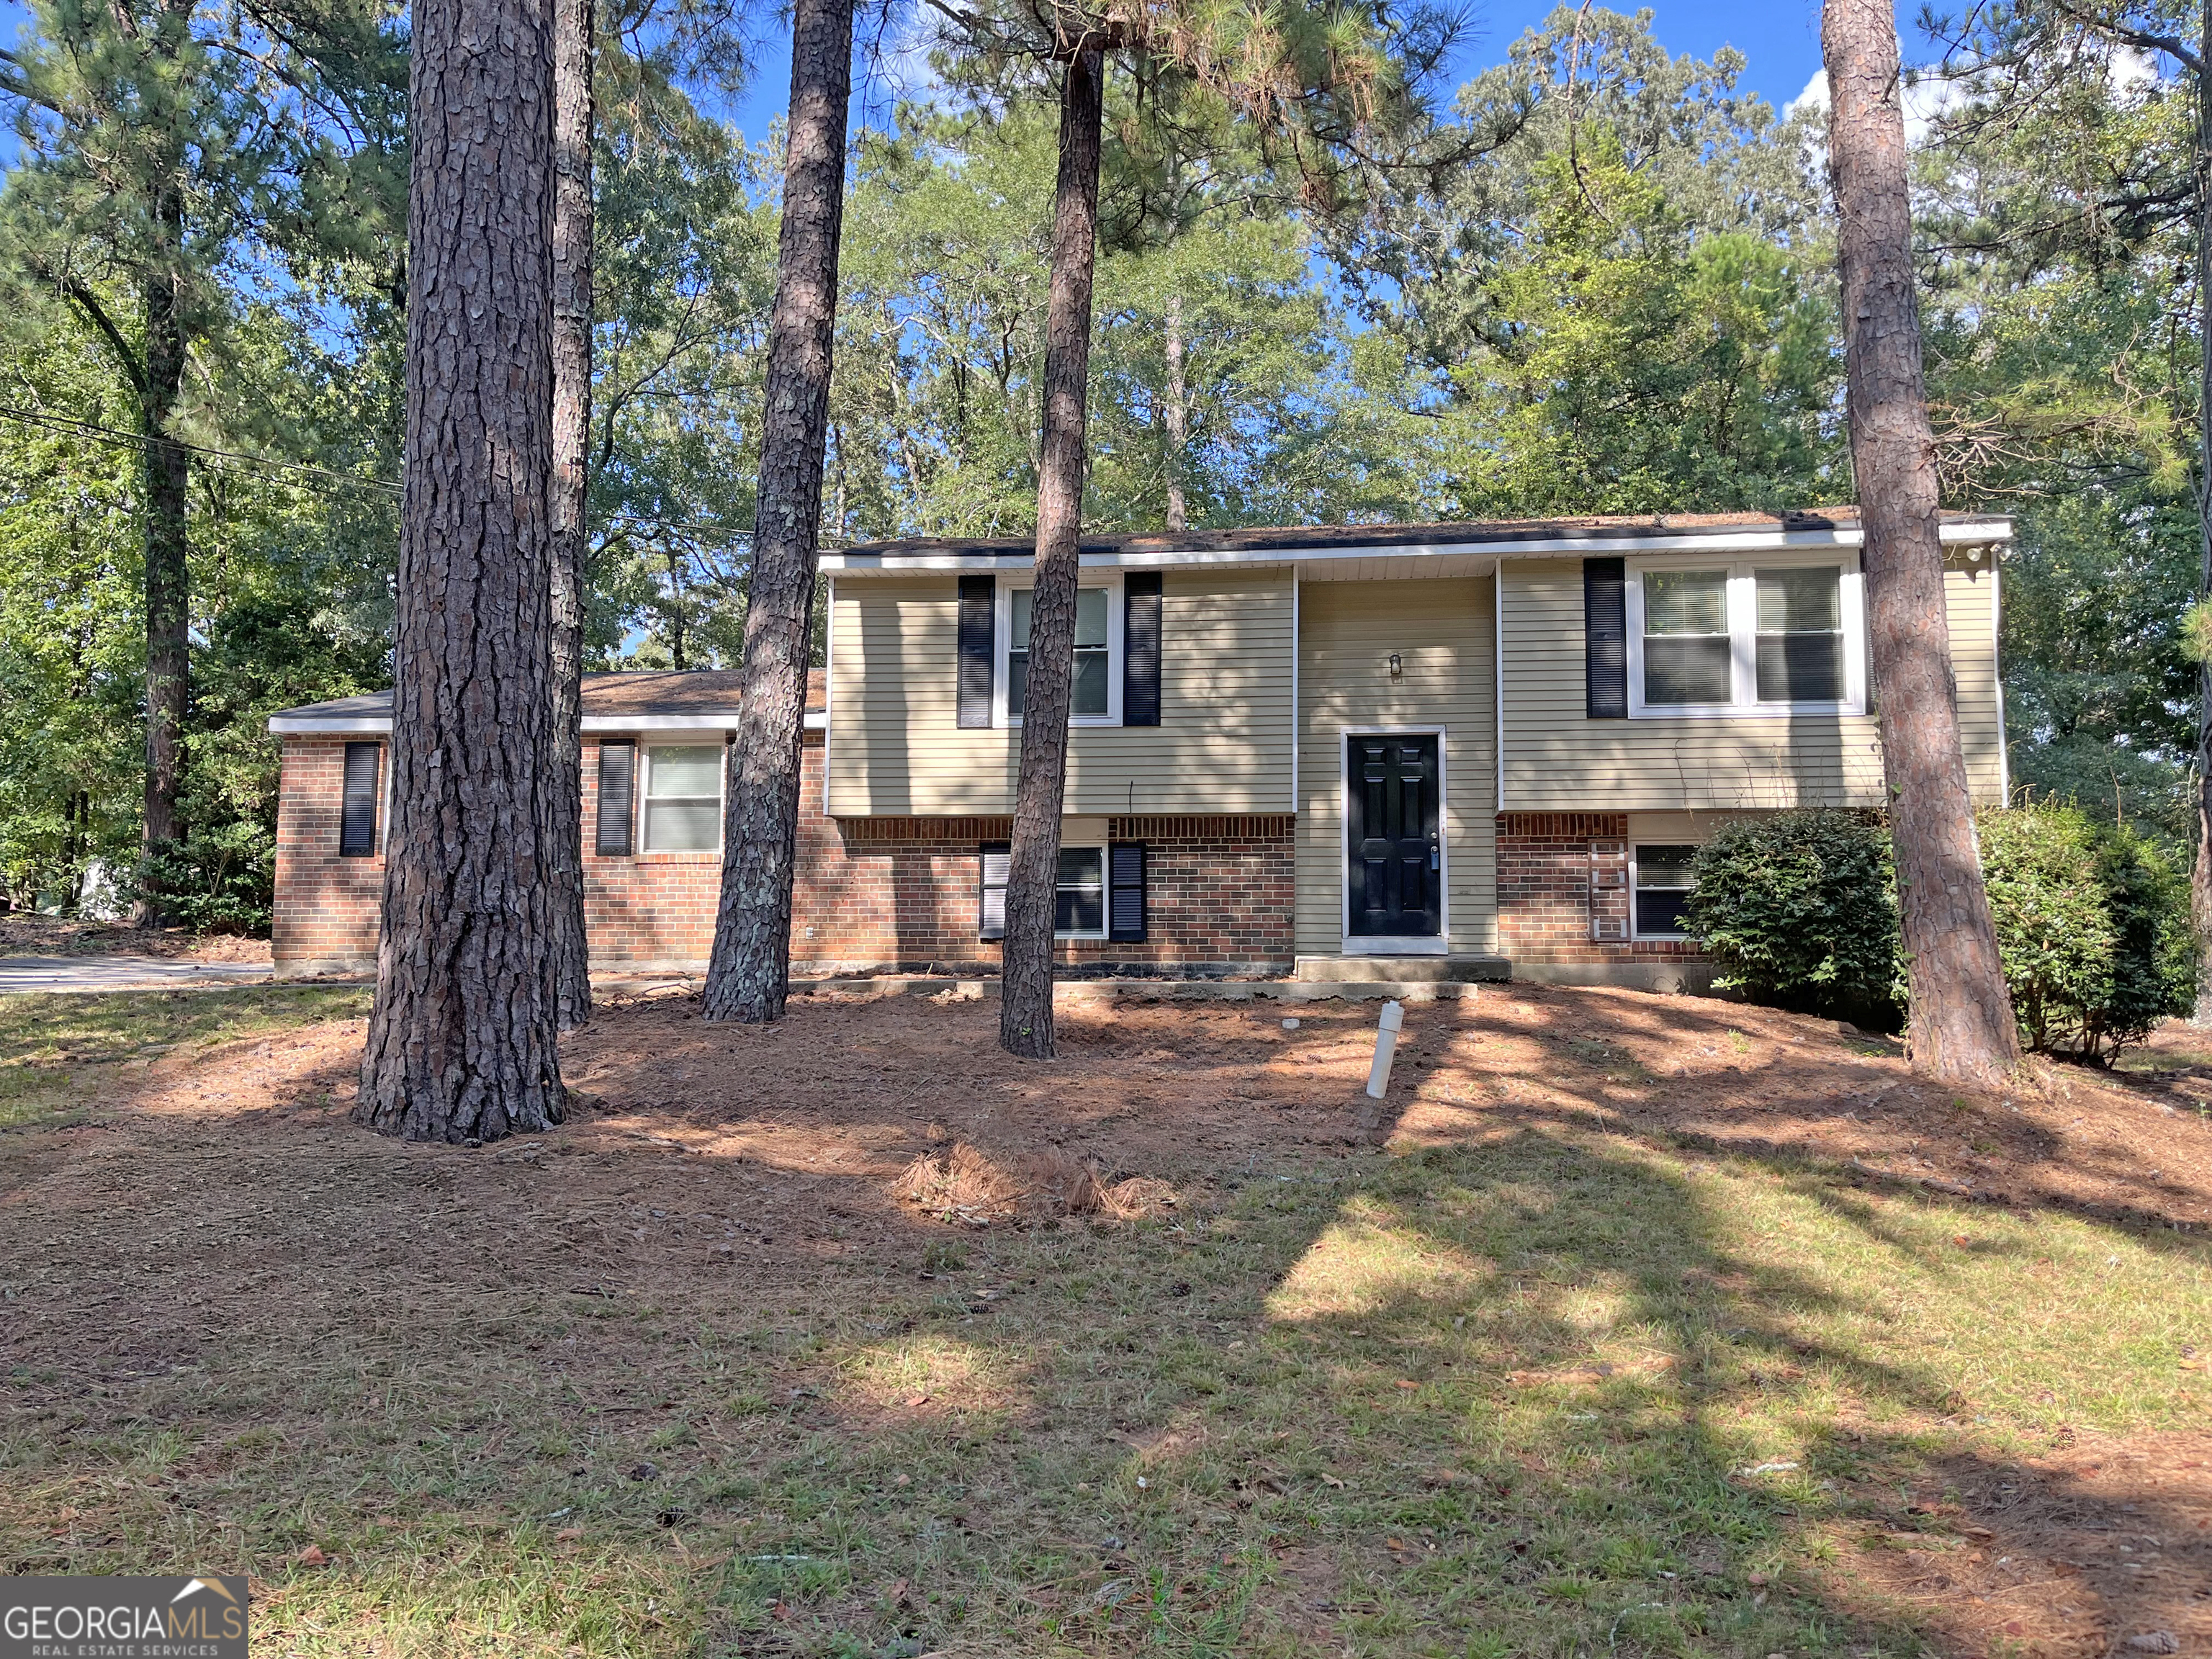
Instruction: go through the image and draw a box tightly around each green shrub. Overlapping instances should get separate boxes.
[1976,804,2193,1063]
[1684,811,1900,1021]
[1683,803,2195,1063]
[119,822,276,936]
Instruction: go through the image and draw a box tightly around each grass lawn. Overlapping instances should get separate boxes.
[1,982,2207,1658]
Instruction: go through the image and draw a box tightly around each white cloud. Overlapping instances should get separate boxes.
[1784,61,1970,147]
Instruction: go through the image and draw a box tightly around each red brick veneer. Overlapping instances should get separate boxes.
[274,734,1297,976]
[1495,811,1706,967]
[272,737,387,971]
[793,808,1295,976]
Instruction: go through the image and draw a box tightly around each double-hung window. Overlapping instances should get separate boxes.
[1627,558,1863,716]
[642,744,723,851]
[1631,845,1699,939]
[997,577,1123,726]
[1055,845,1106,937]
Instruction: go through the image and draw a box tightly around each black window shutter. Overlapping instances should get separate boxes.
[1584,557,1628,719]
[1107,842,1146,941]
[595,740,637,856]
[1124,571,1162,726]
[958,575,994,729]
[978,842,1011,940]
[339,742,381,857]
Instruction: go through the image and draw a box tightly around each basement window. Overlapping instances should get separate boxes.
[1631,845,1699,940]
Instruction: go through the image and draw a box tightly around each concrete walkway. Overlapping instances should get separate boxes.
[0,956,276,994]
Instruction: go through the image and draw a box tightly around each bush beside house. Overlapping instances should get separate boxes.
[1686,806,2194,1062]
[1683,811,1901,1027]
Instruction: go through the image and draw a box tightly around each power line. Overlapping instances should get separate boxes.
[0,401,763,547]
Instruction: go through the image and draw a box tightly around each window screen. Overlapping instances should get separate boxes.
[643,745,721,851]
[1641,570,1732,705]
[1633,845,1699,938]
[1010,588,1110,718]
[1754,567,1844,702]
[1056,845,1105,935]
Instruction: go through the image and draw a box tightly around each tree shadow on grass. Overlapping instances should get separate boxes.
[7,987,2209,1658]
[737,1114,2211,1658]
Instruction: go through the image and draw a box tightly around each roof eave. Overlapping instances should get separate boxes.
[818,518,2015,573]
[269,710,822,734]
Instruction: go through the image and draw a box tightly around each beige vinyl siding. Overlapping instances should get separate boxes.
[1295,577,1496,956]
[1501,554,2005,811]
[826,569,1294,816]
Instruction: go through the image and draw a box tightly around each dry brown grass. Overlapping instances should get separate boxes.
[0,981,2207,1658]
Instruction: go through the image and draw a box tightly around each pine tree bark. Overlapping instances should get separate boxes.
[1163,288,1188,532]
[702,0,855,1024]
[2189,0,2212,1023]
[1001,42,1105,1060]
[359,0,566,1141]
[1825,0,2021,1085]
[549,0,595,1031]
[136,197,189,925]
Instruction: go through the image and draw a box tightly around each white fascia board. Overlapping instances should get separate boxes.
[266,714,391,734]
[817,521,2013,575]
[269,710,825,735]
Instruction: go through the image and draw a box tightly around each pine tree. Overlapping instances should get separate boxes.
[356,0,567,1141]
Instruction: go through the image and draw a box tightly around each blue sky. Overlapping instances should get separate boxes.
[743,0,1836,151]
[0,0,1835,168]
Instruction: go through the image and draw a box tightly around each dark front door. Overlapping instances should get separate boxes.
[1346,734,1441,938]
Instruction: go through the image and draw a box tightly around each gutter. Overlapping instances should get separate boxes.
[817,520,2015,575]
[269,709,829,736]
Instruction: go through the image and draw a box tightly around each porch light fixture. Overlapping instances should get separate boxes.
[1388,653,1403,678]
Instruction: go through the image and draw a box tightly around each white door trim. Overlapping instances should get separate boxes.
[1339,726,1449,956]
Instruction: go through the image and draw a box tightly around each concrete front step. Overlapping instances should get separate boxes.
[1292,954,1511,984]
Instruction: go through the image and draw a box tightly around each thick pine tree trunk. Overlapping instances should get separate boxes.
[549,0,595,1030]
[1825,0,2021,1085]
[1164,289,1188,532]
[359,0,566,1141]
[137,238,189,925]
[1000,43,1105,1060]
[703,0,855,1025]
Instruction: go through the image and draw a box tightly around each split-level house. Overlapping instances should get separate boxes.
[267,509,2011,989]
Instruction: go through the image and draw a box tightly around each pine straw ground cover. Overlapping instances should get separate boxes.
[1,982,2209,1659]
[0,914,273,962]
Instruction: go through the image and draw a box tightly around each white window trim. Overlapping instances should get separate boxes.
[1056,842,1109,940]
[1629,842,1699,942]
[992,572,1125,729]
[639,739,727,855]
[1336,726,1451,956]
[1625,552,1866,719]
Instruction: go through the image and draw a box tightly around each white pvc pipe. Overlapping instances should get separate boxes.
[1365,999,1405,1100]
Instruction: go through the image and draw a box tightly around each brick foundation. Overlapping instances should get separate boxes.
[792,807,1295,976]
[1495,812,1707,969]
[274,734,1297,977]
